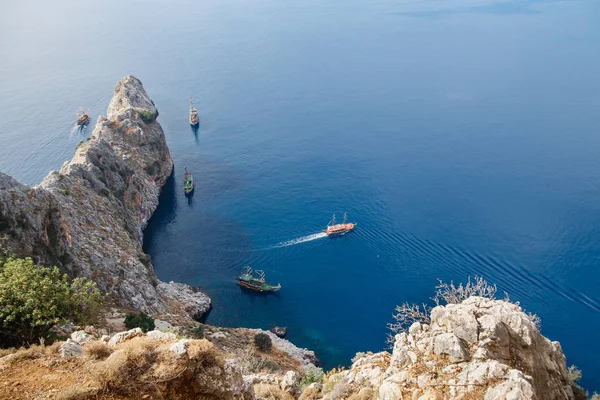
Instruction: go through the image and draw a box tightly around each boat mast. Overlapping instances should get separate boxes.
[343,213,347,224]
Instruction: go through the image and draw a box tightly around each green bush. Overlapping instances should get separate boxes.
[253,332,272,352]
[137,109,156,123]
[0,257,102,347]
[301,365,324,389]
[191,325,205,339]
[124,312,155,333]
[58,189,69,196]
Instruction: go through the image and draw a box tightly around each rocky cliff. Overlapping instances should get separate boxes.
[0,76,210,318]
[315,296,574,400]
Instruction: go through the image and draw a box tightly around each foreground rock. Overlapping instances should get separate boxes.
[318,297,574,400]
[0,76,210,318]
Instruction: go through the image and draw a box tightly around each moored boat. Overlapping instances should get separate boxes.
[324,213,356,236]
[76,107,90,126]
[236,267,281,292]
[189,97,199,126]
[184,168,194,194]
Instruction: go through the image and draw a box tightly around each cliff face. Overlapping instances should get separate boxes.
[0,76,210,318]
[318,297,573,400]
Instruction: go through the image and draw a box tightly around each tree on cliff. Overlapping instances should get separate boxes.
[0,255,103,347]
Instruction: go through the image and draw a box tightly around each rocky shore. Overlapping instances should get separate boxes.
[0,76,210,318]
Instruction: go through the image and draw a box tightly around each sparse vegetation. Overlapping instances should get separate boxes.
[76,140,84,149]
[323,367,345,394]
[0,257,102,347]
[254,384,294,400]
[145,163,158,176]
[191,325,205,339]
[91,337,221,397]
[58,188,70,196]
[567,365,588,400]
[124,312,155,333]
[300,365,324,389]
[432,276,497,305]
[137,109,156,123]
[58,174,65,181]
[84,341,112,360]
[388,276,541,344]
[99,188,110,197]
[254,332,273,352]
[387,302,431,344]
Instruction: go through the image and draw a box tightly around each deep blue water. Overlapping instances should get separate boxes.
[1,0,599,391]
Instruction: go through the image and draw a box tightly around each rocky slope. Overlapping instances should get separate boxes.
[0,76,210,318]
[0,296,575,399]
[316,296,573,400]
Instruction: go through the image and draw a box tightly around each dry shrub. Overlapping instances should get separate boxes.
[84,341,112,360]
[43,341,63,356]
[323,367,345,394]
[387,303,431,344]
[91,337,224,398]
[348,387,375,400]
[254,384,294,400]
[433,276,496,305]
[186,339,222,368]
[329,376,353,399]
[5,344,46,364]
[299,384,322,400]
[55,386,99,400]
[238,347,279,374]
[0,347,16,358]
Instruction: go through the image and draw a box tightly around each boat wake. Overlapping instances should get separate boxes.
[263,232,328,250]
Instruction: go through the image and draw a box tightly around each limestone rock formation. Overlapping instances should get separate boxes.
[318,296,574,400]
[0,76,210,318]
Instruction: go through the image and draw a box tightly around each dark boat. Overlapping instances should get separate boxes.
[237,267,281,292]
[76,107,90,126]
[189,97,199,126]
[324,213,356,236]
[184,168,194,194]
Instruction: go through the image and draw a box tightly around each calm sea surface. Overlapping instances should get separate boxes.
[1,0,599,391]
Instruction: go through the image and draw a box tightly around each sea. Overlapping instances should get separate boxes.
[1,0,599,391]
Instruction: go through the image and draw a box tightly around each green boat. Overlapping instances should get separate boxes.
[237,267,281,292]
[184,167,194,194]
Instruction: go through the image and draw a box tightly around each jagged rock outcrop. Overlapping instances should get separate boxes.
[0,75,210,317]
[318,297,573,400]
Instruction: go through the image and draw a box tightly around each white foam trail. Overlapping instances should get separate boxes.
[266,232,328,249]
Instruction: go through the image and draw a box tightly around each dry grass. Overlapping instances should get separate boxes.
[348,387,375,400]
[299,384,322,400]
[90,337,223,398]
[254,384,294,400]
[54,386,99,400]
[0,347,16,358]
[323,367,345,394]
[83,341,112,360]
[3,343,61,365]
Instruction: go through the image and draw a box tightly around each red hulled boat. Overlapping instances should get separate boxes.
[324,213,356,236]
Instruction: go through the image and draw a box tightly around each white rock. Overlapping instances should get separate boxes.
[108,328,143,347]
[409,322,422,336]
[280,370,299,395]
[70,330,95,345]
[169,339,190,355]
[146,330,176,341]
[433,333,470,363]
[60,339,83,358]
[484,369,536,400]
